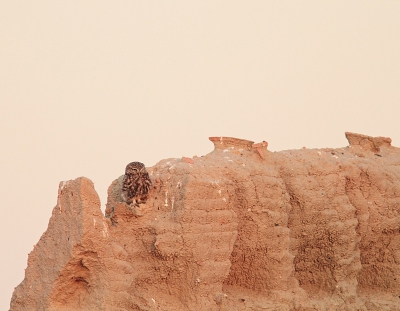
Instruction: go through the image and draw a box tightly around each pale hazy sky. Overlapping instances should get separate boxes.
[1,1,399,309]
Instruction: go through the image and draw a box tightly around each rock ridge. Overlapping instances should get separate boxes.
[10,133,400,311]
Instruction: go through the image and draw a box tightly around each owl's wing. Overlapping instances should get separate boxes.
[122,174,129,191]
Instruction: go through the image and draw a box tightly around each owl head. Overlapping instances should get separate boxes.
[125,161,146,175]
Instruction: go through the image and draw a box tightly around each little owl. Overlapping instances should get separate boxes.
[121,162,152,206]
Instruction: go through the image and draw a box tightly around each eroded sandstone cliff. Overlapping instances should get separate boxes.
[10,133,400,310]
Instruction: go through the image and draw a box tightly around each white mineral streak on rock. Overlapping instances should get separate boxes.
[164,190,168,207]
[102,220,109,237]
[60,180,69,190]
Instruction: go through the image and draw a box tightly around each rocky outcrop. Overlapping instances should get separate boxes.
[10,133,400,310]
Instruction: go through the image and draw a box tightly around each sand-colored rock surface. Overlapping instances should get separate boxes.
[10,133,400,310]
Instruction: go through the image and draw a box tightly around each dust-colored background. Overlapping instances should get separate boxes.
[1,1,399,310]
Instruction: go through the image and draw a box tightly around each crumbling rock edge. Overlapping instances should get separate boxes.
[10,132,400,311]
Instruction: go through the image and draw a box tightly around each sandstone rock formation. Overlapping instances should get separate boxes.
[10,133,400,311]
